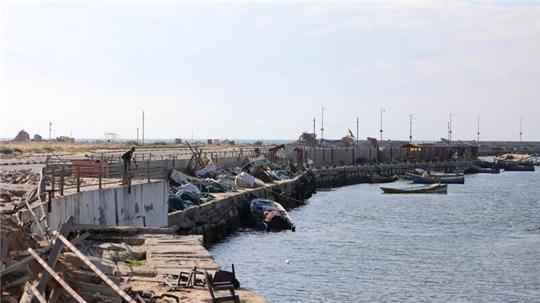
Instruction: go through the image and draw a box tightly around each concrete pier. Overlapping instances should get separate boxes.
[314,161,475,188]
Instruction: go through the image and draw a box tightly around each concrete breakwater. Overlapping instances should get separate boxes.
[315,160,476,188]
[168,160,475,245]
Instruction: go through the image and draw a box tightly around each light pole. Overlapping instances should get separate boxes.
[142,111,145,144]
[379,107,386,142]
[448,112,455,142]
[48,122,52,141]
[476,114,480,144]
[320,105,326,144]
[356,117,359,147]
[519,115,525,142]
[408,113,416,143]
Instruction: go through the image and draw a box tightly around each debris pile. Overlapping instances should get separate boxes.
[0,169,40,185]
[167,153,299,212]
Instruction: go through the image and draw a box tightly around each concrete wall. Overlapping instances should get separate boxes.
[314,161,476,188]
[47,181,169,230]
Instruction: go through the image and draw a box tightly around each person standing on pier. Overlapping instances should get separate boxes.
[122,147,137,184]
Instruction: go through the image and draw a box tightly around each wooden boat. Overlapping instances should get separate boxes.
[464,166,500,174]
[504,164,535,172]
[368,175,399,184]
[408,173,465,184]
[250,199,295,232]
[380,183,447,194]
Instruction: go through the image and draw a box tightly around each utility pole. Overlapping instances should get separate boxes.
[313,118,316,135]
[137,128,139,143]
[408,113,415,143]
[520,115,525,142]
[477,114,480,144]
[356,117,359,147]
[448,112,455,142]
[48,122,52,141]
[191,130,194,142]
[379,107,386,142]
[142,111,145,144]
[320,105,326,144]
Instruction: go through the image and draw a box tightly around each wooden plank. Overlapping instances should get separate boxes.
[52,231,137,303]
[0,231,89,278]
[35,216,74,293]
[27,248,86,303]
[1,275,32,290]
[27,283,47,303]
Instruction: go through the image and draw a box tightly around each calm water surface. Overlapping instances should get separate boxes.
[211,171,540,302]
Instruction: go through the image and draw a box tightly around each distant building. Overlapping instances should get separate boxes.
[56,136,75,142]
[400,141,478,162]
[12,130,30,142]
[298,132,317,146]
[33,134,43,141]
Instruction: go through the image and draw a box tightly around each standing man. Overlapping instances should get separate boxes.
[122,147,137,184]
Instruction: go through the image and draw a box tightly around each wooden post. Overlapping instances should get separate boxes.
[51,168,55,198]
[147,159,150,183]
[76,167,80,193]
[98,160,102,189]
[59,165,64,196]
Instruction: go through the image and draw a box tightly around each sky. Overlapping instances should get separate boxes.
[1,1,539,141]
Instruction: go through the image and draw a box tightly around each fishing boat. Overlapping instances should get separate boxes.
[368,174,399,184]
[250,199,295,232]
[408,173,465,184]
[464,166,500,174]
[504,164,535,172]
[380,183,447,194]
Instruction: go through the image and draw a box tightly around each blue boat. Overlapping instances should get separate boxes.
[408,173,465,184]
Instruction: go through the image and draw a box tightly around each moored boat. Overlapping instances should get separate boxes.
[369,174,399,184]
[504,164,535,172]
[464,166,500,174]
[250,199,295,231]
[380,183,448,194]
[408,173,465,184]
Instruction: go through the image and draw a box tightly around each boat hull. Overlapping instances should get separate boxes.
[381,183,448,194]
[504,165,535,172]
[250,199,295,231]
[464,166,500,174]
[408,173,465,184]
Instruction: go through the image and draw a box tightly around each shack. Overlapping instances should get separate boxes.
[400,141,478,162]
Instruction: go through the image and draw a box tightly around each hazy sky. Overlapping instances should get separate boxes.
[1,1,539,141]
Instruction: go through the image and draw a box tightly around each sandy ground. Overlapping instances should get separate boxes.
[128,279,266,303]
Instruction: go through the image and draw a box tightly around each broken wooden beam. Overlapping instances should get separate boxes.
[27,248,87,303]
[52,231,137,303]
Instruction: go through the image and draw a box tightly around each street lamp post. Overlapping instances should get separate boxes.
[477,114,480,145]
[448,112,455,142]
[320,105,326,144]
[520,115,525,142]
[379,107,386,142]
[409,113,416,143]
